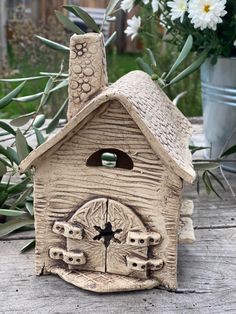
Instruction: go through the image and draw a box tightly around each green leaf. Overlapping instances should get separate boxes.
[193,161,220,171]
[0,183,8,191]
[55,10,84,34]
[14,79,68,103]
[202,171,212,195]
[35,35,70,52]
[0,161,7,176]
[50,78,69,93]
[10,112,35,127]
[6,147,20,165]
[105,32,117,48]
[40,72,68,78]
[0,76,47,83]
[0,131,8,136]
[46,98,68,134]
[21,239,35,253]
[167,50,208,86]
[0,209,26,217]
[13,92,43,103]
[40,77,54,107]
[0,81,26,109]
[202,171,222,199]
[63,5,100,33]
[189,145,210,154]
[10,186,33,210]
[106,0,120,17]
[172,91,187,106]
[33,114,46,128]
[136,57,153,75]
[221,145,236,157]
[146,48,157,66]
[16,129,30,162]
[0,157,12,168]
[34,127,45,146]
[207,170,226,191]
[0,191,8,207]
[0,145,14,164]
[165,35,193,80]
[0,218,34,238]
[0,121,16,136]
[7,177,31,195]
[25,201,34,216]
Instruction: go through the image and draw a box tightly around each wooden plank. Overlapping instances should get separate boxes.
[0,227,236,313]
[185,180,236,229]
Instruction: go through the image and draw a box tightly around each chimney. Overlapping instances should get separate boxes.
[67,33,108,120]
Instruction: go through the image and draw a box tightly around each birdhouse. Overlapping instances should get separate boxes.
[19,33,196,293]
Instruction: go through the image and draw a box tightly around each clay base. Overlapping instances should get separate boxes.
[50,267,159,293]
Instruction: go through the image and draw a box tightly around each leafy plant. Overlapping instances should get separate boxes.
[137,34,208,88]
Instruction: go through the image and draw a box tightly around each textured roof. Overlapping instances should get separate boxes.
[19,71,196,183]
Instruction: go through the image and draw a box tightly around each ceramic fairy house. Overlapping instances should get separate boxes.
[19,33,196,293]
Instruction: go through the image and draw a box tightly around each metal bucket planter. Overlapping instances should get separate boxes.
[201,57,236,172]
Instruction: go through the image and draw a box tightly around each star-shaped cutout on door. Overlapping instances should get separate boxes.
[93,222,122,247]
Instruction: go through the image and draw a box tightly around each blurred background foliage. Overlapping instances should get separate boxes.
[0,6,202,119]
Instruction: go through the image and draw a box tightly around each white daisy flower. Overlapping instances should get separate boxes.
[152,0,159,13]
[142,0,159,13]
[121,0,134,12]
[125,16,142,41]
[188,0,227,31]
[167,0,188,23]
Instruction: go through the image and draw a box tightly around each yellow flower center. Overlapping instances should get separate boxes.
[203,4,211,13]
[179,1,186,11]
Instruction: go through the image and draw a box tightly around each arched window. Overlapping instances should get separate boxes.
[86,149,133,170]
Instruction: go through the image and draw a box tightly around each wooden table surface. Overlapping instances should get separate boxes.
[0,119,236,314]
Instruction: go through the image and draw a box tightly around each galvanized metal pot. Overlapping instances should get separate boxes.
[201,57,236,172]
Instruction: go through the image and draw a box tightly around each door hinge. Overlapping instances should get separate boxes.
[49,247,86,265]
[126,256,164,272]
[126,231,161,246]
[52,221,84,239]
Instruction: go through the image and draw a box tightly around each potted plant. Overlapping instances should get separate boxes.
[121,0,236,171]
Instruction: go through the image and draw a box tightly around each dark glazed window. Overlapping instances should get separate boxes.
[86,148,134,170]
